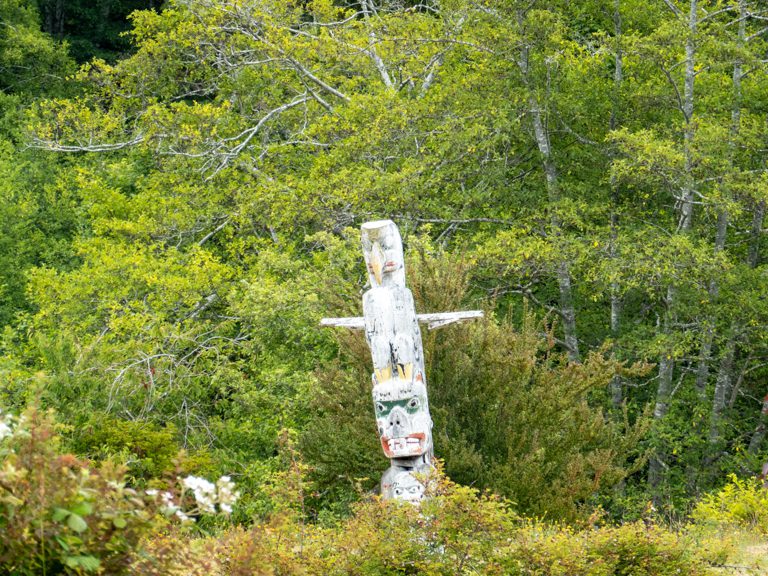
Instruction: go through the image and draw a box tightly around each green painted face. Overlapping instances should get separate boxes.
[374,396,423,418]
[373,378,432,458]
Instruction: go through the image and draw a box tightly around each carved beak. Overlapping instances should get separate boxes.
[371,241,385,285]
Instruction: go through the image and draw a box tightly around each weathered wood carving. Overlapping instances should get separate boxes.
[321,220,482,502]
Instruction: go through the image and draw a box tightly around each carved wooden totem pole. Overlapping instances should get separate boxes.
[321,220,482,503]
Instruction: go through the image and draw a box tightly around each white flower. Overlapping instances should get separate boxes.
[145,489,158,497]
[174,474,240,516]
[158,491,180,514]
[0,412,14,441]
[183,475,216,513]
[175,509,195,523]
[0,421,11,441]
[216,475,240,514]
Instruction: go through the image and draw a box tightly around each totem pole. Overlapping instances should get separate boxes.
[321,220,482,503]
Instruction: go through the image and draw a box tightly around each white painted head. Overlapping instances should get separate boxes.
[373,376,432,459]
[361,220,405,288]
[387,469,425,504]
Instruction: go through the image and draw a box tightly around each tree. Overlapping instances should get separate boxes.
[0,0,73,94]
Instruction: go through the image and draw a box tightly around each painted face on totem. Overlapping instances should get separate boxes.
[385,470,425,504]
[361,220,406,288]
[373,376,432,459]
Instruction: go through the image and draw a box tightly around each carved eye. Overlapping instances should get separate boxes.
[407,397,419,409]
[394,488,402,495]
[376,402,385,413]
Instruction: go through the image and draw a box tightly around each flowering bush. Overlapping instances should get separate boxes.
[221,468,715,576]
[0,406,720,575]
[145,474,240,523]
[0,408,158,574]
[0,407,240,575]
[0,410,12,440]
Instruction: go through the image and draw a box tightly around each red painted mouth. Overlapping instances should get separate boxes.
[367,261,400,273]
[380,433,426,457]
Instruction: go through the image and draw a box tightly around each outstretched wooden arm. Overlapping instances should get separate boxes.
[320,310,483,331]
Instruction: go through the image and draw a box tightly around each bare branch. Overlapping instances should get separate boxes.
[286,57,351,102]
[361,0,394,89]
[30,134,146,153]
[747,25,768,42]
[657,62,687,120]
[661,0,683,18]
[207,94,312,177]
[198,218,231,246]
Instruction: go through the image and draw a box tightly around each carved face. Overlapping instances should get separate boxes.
[361,220,405,287]
[385,470,425,504]
[373,376,432,459]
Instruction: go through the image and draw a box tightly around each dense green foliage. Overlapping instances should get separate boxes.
[692,474,768,534]
[1,411,723,575]
[3,0,768,567]
[0,409,160,574]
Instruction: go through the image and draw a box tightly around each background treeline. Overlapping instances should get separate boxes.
[3,0,768,529]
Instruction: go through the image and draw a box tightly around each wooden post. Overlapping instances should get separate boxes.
[321,220,482,502]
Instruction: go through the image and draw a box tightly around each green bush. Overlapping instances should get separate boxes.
[70,413,179,480]
[691,474,768,534]
[0,406,243,574]
[223,469,518,576]
[219,467,715,576]
[304,249,650,522]
[0,408,159,575]
[508,521,715,576]
[0,405,720,576]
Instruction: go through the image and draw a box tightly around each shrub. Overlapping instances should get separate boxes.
[128,529,223,576]
[69,413,179,480]
[691,474,768,534]
[0,408,159,575]
[0,407,239,575]
[222,466,714,576]
[224,468,517,576]
[508,521,715,576]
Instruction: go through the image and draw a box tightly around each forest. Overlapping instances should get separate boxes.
[3,0,768,573]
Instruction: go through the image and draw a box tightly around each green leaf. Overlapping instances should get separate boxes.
[70,501,93,516]
[52,507,69,522]
[65,556,101,572]
[112,516,127,528]
[54,536,70,552]
[66,513,88,533]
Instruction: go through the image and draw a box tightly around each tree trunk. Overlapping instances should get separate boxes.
[703,0,748,476]
[709,338,735,448]
[695,210,728,398]
[748,394,768,454]
[520,34,580,363]
[649,293,675,495]
[609,0,623,408]
[748,201,765,269]
[677,0,697,233]
[96,0,111,40]
[746,201,767,455]
[42,0,66,38]
[649,0,697,504]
